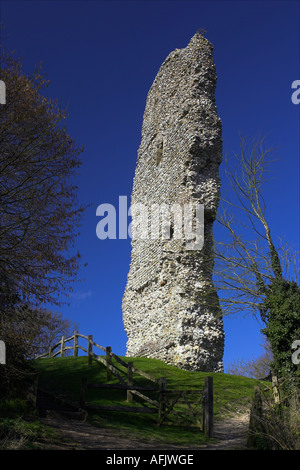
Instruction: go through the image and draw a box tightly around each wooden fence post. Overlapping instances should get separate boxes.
[158,377,166,426]
[127,362,133,403]
[80,377,87,408]
[27,373,39,407]
[73,331,78,357]
[203,376,213,438]
[60,336,65,357]
[272,375,280,404]
[88,335,93,365]
[106,346,112,380]
[247,385,264,448]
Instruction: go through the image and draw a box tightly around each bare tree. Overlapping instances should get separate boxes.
[19,307,79,358]
[226,338,273,379]
[0,49,85,307]
[212,135,299,318]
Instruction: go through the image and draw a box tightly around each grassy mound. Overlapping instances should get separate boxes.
[33,355,261,447]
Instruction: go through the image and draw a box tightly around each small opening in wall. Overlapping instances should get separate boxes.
[170,222,174,239]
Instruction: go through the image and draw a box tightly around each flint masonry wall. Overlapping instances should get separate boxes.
[122,34,224,372]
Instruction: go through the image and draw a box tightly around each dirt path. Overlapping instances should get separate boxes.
[35,411,250,450]
[204,412,250,450]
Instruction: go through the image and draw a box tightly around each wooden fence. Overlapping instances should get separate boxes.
[36,332,213,437]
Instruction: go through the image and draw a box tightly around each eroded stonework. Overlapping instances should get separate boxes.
[122,34,224,372]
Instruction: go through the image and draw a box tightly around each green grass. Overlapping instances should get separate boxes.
[0,398,57,450]
[32,355,262,447]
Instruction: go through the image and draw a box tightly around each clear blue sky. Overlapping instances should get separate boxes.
[1,1,299,371]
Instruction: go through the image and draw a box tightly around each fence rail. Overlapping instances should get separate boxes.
[36,331,159,384]
[36,331,213,437]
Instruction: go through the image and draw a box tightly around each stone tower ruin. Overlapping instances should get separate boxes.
[122,33,224,372]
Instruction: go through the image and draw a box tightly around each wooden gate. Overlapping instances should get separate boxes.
[80,374,213,437]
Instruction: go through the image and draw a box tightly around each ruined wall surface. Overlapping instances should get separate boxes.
[122,34,224,372]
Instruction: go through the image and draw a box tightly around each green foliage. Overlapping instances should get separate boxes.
[248,380,300,450]
[0,398,31,418]
[261,278,300,378]
[0,398,43,449]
